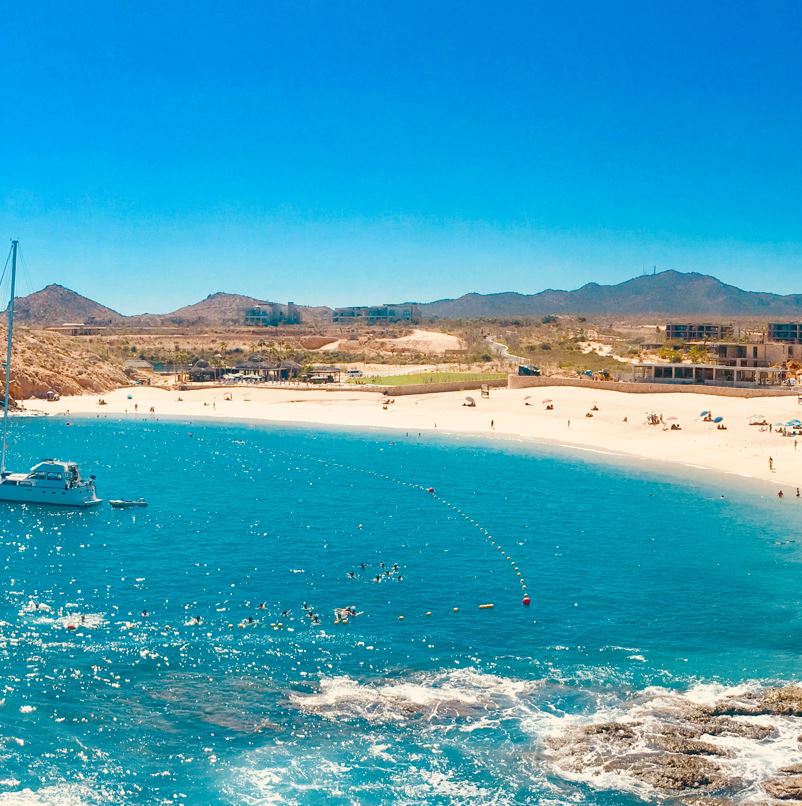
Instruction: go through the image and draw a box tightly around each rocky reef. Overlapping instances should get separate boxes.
[543,685,802,804]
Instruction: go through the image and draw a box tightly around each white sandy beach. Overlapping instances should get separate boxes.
[26,384,802,491]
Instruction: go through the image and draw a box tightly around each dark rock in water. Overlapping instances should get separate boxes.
[651,736,730,757]
[687,716,775,741]
[702,685,802,718]
[599,752,728,793]
[764,774,802,800]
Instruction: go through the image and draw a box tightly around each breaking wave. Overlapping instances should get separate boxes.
[281,669,802,804]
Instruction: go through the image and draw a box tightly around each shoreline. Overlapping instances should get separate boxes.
[25,384,802,493]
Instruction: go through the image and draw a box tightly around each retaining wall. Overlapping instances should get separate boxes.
[507,375,801,399]
[382,379,508,397]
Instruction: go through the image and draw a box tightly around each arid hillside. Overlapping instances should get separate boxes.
[11,284,125,325]
[2,327,130,399]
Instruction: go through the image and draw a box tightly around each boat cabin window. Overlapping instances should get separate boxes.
[46,472,63,481]
[29,472,47,480]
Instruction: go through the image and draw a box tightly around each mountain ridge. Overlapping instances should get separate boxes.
[413,271,802,317]
[7,270,802,325]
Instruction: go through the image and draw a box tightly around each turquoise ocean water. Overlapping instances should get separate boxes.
[1,416,801,804]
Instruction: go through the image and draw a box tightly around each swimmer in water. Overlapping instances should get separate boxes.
[347,571,356,579]
[258,602,266,610]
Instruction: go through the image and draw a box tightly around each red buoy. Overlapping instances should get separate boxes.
[522,594,531,606]
[426,487,435,494]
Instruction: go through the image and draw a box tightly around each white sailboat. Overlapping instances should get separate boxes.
[0,240,101,507]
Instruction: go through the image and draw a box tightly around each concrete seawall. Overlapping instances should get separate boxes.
[382,379,508,397]
[507,375,801,399]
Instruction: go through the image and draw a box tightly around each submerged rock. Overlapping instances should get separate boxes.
[634,754,726,792]
[764,774,802,800]
[542,683,802,803]
[701,685,802,718]
[651,736,729,757]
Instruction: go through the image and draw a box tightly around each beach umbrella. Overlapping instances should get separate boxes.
[699,410,710,416]
[713,416,724,423]
[542,398,553,403]
[786,420,801,427]
[464,396,475,406]
[127,394,133,400]
[666,416,678,421]
[774,422,785,427]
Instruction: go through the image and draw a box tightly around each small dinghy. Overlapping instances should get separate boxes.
[109,499,148,509]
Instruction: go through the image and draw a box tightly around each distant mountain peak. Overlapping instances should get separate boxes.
[418,271,802,318]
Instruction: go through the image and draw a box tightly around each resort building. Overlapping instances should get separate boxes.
[244,302,301,326]
[332,304,421,325]
[189,358,303,383]
[633,342,802,386]
[768,323,802,343]
[664,322,734,342]
[634,341,802,387]
[633,362,792,387]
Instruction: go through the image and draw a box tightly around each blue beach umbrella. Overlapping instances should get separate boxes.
[787,419,802,426]
[713,416,724,423]
[700,410,710,416]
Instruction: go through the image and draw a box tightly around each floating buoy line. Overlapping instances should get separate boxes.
[269,448,531,607]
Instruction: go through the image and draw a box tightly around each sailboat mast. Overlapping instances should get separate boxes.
[1,240,18,474]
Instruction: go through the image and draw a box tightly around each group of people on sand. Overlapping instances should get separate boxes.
[777,488,801,499]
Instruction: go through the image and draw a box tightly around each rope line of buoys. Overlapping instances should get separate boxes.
[421,486,530,605]
[268,449,531,606]
[278,454,532,610]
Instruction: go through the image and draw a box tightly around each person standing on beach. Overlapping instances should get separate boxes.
[769,457,774,471]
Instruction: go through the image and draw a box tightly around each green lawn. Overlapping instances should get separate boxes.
[351,371,507,386]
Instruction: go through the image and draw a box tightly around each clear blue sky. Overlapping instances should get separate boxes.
[2,1,801,313]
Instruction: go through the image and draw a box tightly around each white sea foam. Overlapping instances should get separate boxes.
[0,783,104,805]
[290,668,541,724]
